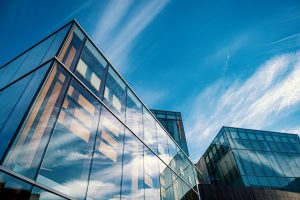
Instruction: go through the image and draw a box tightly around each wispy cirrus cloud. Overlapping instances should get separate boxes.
[186,50,300,161]
[92,0,170,70]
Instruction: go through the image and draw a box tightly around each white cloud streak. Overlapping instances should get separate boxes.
[92,0,170,69]
[186,51,300,161]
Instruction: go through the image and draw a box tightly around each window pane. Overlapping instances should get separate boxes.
[37,79,101,199]
[121,129,144,199]
[12,34,57,81]
[74,40,107,97]
[87,107,124,200]
[42,24,71,62]
[31,186,67,200]
[156,124,171,164]
[0,62,51,160]
[2,64,71,179]
[143,108,158,153]
[103,67,126,122]
[0,52,28,89]
[144,147,160,200]
[58,25,85,70]
[125,89,143,138]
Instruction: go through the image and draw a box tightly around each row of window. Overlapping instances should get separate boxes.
[56,24,198,188]
[233,149,300,179]
[0,21,200,199]
[0,63,199,199]
[208,149,300,192]
[225,130,300,153]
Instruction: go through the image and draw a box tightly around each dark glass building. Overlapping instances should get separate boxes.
[0,20,201,200]
[197,126,300,193]
[150,109,189,156]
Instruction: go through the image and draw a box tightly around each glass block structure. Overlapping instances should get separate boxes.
[0,20,201,200]
[199,126,300,193]
[150,109,189,156]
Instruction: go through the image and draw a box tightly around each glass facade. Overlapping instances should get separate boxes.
[200,126,300,193]
[150,109,189,156]
[0,20,201,199]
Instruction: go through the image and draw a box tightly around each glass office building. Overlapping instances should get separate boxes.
[199,126,300,193]
[0,20,201,200]
[150,109,189,156]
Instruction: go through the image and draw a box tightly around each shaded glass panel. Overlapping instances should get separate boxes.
[103,67,126,122]
[2,64,70,179]
[256,151,275,177]
[121,129,144,200]
[247,151,265,176]
[125,89,143,138]
[0,171,67,200]
[74,40,107,97]
[0,52,28,89]
[37,79,101,199]
[0,62,51,160]
[144,147,160,200]
[0,171,32,199]
[11,24,72,85]
[87,107,124,200]
[237,150,254,176]
[143,108,158,153]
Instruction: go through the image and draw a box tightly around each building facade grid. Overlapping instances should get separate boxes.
[202,126,300,193]
[0,20,201,200]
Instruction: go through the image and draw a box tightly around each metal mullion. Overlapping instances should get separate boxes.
[54,57,200,195]
[0,21,73,70]
[0,166,74,200]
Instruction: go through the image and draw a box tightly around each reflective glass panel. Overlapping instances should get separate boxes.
[121,129,144,200]
[156,124,171,164]
[74,40,107,97]
[30,186,67,200]
[2,64,70,179]
[143,108,158,153]
[37,79,101,199]
[59,25,85,70]
[125,89,143,138]
[103,67,126,122]
[87,107,124,200]
[0,62,51,160]
[144,147,160,200]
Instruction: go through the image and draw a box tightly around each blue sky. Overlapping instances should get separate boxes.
[1,0,300,161]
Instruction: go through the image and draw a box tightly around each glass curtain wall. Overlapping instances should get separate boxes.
[0,21,201,200]
[204,126,300,193]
